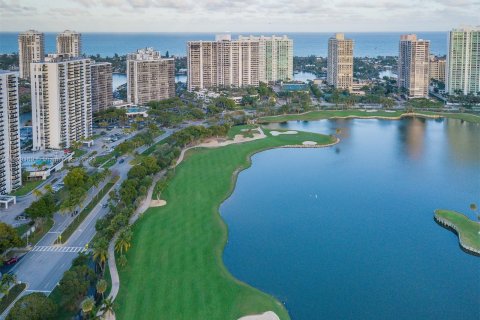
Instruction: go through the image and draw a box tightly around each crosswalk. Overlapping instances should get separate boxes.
[31,246,86,253]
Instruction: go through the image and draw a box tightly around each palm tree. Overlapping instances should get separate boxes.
[96,279,108,300]
[115,228,132,256]
[81,296,95,319]
[32,188,43,199]
[44,184,53,194]
[118,254,128,268]
[1,273,17,287]
[93,240,109,273]
[100,297,115,319]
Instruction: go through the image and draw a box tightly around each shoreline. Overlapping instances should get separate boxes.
[259,110,480,124]
[433,210,480,256]
[114,128,336,319]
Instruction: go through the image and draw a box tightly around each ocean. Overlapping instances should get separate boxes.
[0,32,447,57]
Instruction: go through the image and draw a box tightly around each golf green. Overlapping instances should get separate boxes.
[114,129,335,319]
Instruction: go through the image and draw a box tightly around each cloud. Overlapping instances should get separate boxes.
[0,0,37,15]
[2,0,479,32]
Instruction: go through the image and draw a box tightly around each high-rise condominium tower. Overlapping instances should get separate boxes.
[91,62,113,113]
[0,71,22,194]
[18,30,45,79]
[398,34,430,98]
[187,34,260,91]
[239,35,293,83]
[327,33,354,91]
[446,26,480,95]
[127,48,175,105]
[56,30,82,57]
[31,55,92,150]
[429,55,446,83]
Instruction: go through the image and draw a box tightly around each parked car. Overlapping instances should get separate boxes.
[119,158,125,164]
[5,257,18,265]
[15,214,27,221]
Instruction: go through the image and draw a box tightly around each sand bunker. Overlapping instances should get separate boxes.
[238,311,280,320]
[150,199,167,207]
[270,130,298,136]
[302,141,317,145]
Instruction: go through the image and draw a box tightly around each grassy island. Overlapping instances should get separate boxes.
[115,128,335,320]
[434,209,480,255]
[258,110,480,124]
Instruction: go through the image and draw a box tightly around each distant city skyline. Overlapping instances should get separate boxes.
[0,0,478,33]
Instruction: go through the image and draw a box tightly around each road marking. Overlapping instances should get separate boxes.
[31,246,86,253]
[25,289,52,294]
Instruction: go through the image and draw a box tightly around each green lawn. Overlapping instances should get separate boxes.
[140,130,167,156]
[115,129,335,320]
[416,111,480,124]
[73,148,87,158]
[9,180,43,196]
[0,283,26,314]
[102,158,117,169]
[435,209,480,252]
[259,110,405,123]
[15,223,31,237]
[90,154,114,167]
[227,124,258,139]
[259,110,480,124]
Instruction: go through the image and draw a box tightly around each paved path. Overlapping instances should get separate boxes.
[106,126,267,313]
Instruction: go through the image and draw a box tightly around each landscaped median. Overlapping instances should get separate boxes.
[0,283,26,315]
[258,110,480,124]
[59,176,119,244]
[434,209,480,256]
[114,128,336,320]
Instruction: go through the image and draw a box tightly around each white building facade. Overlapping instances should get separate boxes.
[187,35,260,91]
[398,34,430,99]
[18,30,45,79]
[127,48,175,105]
[56,30,82,58]
[31,56,92,150]
[446,26,480,95]
[91,62,113,113]
[0,71,22,194]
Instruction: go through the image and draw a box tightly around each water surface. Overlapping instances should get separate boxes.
[221,118,480,320]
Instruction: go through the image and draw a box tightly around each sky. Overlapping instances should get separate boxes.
[0,0,479,32]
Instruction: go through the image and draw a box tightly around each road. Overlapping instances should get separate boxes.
[0,129,175,319]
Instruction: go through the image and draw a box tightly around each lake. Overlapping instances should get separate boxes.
[221,118,480,320]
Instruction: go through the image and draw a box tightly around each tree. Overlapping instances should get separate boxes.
[93,238,109,273]
[100,297,115,319]
[118,254,128,268]
[63,167,88,190]
[115,228,132,256]
[44,184,53,194]
[7,292,58,320]
[470,203,478,220]
[25,193,56,223]
[58,265,96,311]
[0,222,23,254]
[32,188,43,199]
[96,279,108,299]
[81,296,95,319]
[1,272,17,287]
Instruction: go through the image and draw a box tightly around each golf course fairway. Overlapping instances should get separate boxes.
[114,128,335,320]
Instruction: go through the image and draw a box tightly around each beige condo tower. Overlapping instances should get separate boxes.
[18,30,45,79]
[327,33,354,91]
[127,48,175,105]
[398,34,430,99]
